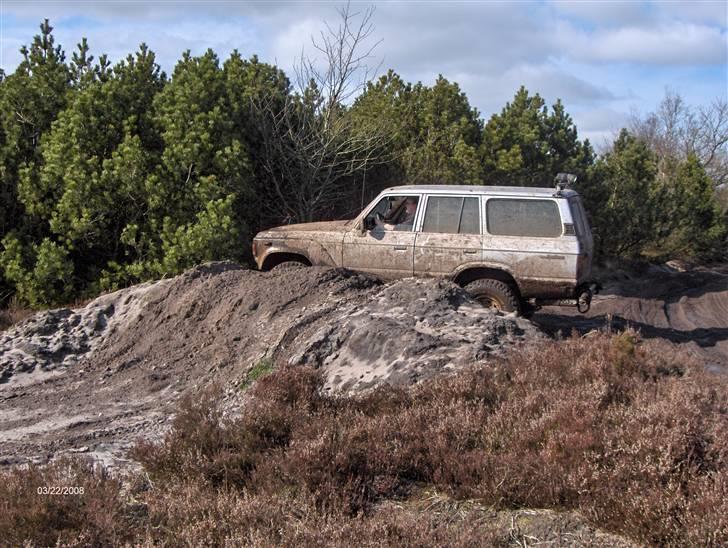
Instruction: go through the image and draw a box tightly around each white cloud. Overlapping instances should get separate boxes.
[570,106,630,150]
[551,0,650,26]
[581,23,726,65]
[1,1,725,147]
[658,1,728,26]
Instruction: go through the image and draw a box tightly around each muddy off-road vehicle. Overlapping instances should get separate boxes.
[253,175,598,313]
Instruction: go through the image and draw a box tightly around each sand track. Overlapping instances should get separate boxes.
[2,261,726,469]
[533,263,728,373]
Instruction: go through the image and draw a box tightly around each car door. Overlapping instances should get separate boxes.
[342,194,421,279]
[482,197,571,290]
[414,195,482,276]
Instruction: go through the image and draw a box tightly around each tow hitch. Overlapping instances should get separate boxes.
[533,281,601,314]
[576,281,601,313]
[577,287,593,313]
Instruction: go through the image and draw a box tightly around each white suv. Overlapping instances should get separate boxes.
[253,176,597,313]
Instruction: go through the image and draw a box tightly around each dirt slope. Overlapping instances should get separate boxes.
[534,262,728,373]
[0,263,538,468]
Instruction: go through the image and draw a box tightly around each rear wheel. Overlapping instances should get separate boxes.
[464,278,520,313]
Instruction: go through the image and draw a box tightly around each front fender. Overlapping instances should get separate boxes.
[255,238,337,270]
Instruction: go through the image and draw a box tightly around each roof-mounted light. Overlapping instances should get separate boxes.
[554,173,577,196]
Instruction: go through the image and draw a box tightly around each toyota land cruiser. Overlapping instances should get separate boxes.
[252,175,597,314]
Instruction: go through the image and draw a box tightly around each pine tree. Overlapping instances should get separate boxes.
[0,19,70,238]
[2,44,165,303]
[0,20,71,302]
[148,49,254,275]
[351,71,483,187]
[588,130,659,257]
[658,154,727,260]
[481,86,593,186]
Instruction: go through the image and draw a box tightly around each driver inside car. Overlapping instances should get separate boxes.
[375,197,418,231]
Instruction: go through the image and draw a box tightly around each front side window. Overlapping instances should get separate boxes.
[422,196,480,235]
[364,195,420,232]
[486,198,562,237]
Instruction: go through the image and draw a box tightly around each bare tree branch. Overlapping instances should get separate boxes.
[630,90,728,187]
[251,2,392,223]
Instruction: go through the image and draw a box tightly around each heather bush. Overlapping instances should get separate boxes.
[139,331,726,545]
[0,458,132,546]
[2,332,726,546]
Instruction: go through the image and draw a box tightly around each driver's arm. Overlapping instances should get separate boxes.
[374,212,395,230]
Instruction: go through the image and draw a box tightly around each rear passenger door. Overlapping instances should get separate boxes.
[414,195,482,276]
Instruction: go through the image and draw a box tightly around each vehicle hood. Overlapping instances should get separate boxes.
[256,220,351,238]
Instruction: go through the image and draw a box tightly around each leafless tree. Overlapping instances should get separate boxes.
[629,90,728,186]
[252,3,392,223]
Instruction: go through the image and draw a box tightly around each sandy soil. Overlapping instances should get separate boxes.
[0,263,538,469]
[533,262,728,374]
[1,261,726,471]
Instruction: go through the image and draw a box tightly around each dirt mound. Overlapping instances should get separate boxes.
[287,278,535,390]
[534,263,728,373]
[0,281,163,385]
[0,263,537,468]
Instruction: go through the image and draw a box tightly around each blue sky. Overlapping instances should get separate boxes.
[2,1,726,148]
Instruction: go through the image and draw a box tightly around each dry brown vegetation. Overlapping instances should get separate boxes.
[0,297,33,332]
[1,331,726,546]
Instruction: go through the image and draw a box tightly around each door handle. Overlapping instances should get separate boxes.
[463,250,478,255]
[393,246,408,251]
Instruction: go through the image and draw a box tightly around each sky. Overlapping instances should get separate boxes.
[1,1,726,148]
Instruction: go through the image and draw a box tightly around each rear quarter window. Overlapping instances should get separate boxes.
[486,198,562,237]
[569,198,590,236]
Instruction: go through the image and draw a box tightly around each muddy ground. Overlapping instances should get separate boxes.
[0,263,538,469]
[533,262,728,374]
[1,261,726,472]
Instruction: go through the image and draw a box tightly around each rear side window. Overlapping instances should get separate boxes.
[569,198,590,236]
[422,197,480,235]
[486,198,562,237]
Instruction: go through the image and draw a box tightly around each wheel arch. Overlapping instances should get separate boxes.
[261,252,312,271]
[452,266,522,299]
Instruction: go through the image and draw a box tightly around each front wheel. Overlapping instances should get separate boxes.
[271,260,307,272]
[464,278,520,313]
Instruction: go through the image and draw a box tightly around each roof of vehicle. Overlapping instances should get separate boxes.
[382,184,579,198]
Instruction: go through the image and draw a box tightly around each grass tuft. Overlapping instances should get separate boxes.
[239,356,276,390]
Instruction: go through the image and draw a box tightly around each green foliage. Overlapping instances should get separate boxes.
[1,234,73,306]
[580,131,726,260]
[11,44,165,297]
[2,20,724,306]
[239,357,275,390]
[352,71,483,186]
[582,130,659,257]
[2,41,274,304]
[481,86,594,186]
[0,19,70,238]
[147,49,255,277]
[654,154,727,260]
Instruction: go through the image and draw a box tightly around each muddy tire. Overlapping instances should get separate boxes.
[271,260,307,271]
[465,278,520,313]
